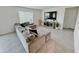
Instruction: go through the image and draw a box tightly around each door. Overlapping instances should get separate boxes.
[64,7,78,29]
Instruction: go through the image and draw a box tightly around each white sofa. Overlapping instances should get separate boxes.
[14,23,50,53]
[15,24,29,53]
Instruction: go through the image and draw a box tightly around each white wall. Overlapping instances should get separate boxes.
[0,6,42,35]
[74,7,79,52]
[33,9,42,25]
[63,7,78,29]
[42,7,66,29]
[0,6,19,35]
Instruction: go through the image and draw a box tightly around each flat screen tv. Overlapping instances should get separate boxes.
[44,11,57,21]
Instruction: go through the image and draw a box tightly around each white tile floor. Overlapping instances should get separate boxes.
[43,26,74,52]
[0,26,74,53]
[0,33,26,53]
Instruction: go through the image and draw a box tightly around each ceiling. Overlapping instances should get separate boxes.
[25,6,57,10]
[23,6,76,10]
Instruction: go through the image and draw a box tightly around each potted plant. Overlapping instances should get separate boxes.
[55,21,60,29]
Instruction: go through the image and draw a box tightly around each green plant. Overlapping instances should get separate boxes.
[56,22,60,28]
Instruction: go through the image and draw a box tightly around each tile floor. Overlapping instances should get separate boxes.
[0,26,74,53]
[38,26,74,52]
[0,33,26,53]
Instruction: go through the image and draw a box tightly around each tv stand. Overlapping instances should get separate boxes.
[44,20,56,29]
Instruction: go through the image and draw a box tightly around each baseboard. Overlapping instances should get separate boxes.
[0,31,15,36]
[63,28,74,30]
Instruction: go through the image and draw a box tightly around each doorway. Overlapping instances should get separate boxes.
[63,7,78,30]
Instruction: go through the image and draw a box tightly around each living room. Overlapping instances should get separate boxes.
[0,6,78,53]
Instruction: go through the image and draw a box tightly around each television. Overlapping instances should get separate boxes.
[44,11,57,21]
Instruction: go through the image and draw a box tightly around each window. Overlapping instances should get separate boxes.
[18,11,33,23]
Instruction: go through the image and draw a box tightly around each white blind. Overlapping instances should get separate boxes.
[18,11,33,23]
